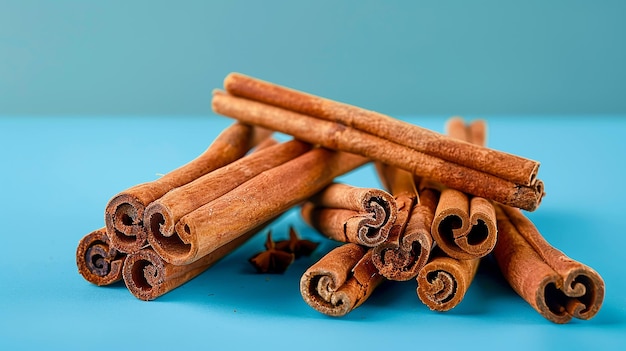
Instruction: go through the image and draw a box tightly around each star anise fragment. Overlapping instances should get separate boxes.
[275,226,319,258]
[249,231,295,274]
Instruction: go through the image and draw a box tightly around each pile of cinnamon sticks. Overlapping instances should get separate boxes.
[77,72,605,324]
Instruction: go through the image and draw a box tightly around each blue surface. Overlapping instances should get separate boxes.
[1,115,625,350]
[2,1,626,116]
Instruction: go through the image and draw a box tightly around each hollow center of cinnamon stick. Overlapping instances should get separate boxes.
[466,220,489,245]
[130,259,156,292]
[148,212,192,256]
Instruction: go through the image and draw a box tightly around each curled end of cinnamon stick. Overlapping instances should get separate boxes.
[432,189,497,260]
[144,201,194,265]
[122,248,167,301]
[300,244,379,317]
[416,254,480,312]
[105,190,152,254]
[534,266,605,324]
[76,228,126,286]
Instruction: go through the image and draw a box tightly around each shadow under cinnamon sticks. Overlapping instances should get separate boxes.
[105,122,271,254]
[492,205,605,323]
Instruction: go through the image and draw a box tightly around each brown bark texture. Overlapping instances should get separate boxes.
[76,228,126,286]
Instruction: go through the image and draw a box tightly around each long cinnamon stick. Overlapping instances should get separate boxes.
[300,243,384,317]
[416,117,490,310]
[76,228,126,286]
[371,164,435,281]
[105,122,271,254]
[144,139,311,263]
[300,182,397,247]
[493,205,605,323]
[223,72,540,186]
[155,147,367,265]
[430,118,497,259]
[212,91,544,211]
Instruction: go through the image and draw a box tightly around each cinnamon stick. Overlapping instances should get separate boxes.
[415,247,480,312]
[416,117,490,310]
[493,205,605,323]
[122,221,266,301]
[372,165,438,281]
[223,72,540,187]
[212,91,544,211]
[144,139,311,263]
[156,147,367,265]
[300,182,397,247]
[430,117,498,260]
[76,228,126,286]
[300,243,384,317]
[105,122,271,254]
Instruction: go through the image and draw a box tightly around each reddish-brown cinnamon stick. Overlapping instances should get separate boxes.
[300,182,397,247]
[430,118,498,260]
[154,147,367,265]
[76,228,126,286]
[300,243,384,317]
[122,221,266,300]
[144,139,311,263]
[371,164,436,281]
[105,122,271,254]
[212,91,544,211]
[223,72,540,186]
[416,246,480,312]
[493,205,605,323]
[416,117,490,310]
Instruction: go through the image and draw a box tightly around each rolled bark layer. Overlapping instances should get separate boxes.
[300,182,397,247]
[144,139,311,263]
[300,243,383,317]
[223,72,540,186]
[416,248,480,312]
[105,122,269,254]
[158,147,367,265]
[493,205,605,323]
[122,223,259,301]
[431,117,498,259]
[212,91,543,211]
[76,228,126,286]
[373,187,438,281]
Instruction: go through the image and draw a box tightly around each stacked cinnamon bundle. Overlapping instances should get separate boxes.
[76,122,368,300]
[212,73,604,323]
[77,72,604,324]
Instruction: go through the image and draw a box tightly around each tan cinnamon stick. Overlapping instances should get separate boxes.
[300,182,397,246]
[122,221,266,300]
[431,117,498,260]
[371,164,436,281]
[144,139,311,263]
[155,147,367,265]
[212,91,544,211]
[300,243,384,317]
[105,122,271,254]
[76,228,126,286]
[416,117,490,310]
[223,72,540,186]
[493,205,605,323]
[416,247,480,312]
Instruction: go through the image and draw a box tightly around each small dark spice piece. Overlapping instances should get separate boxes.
[249,231,295,273]
[275,226,319,258]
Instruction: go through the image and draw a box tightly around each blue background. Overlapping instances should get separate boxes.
[1,1,626,350]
